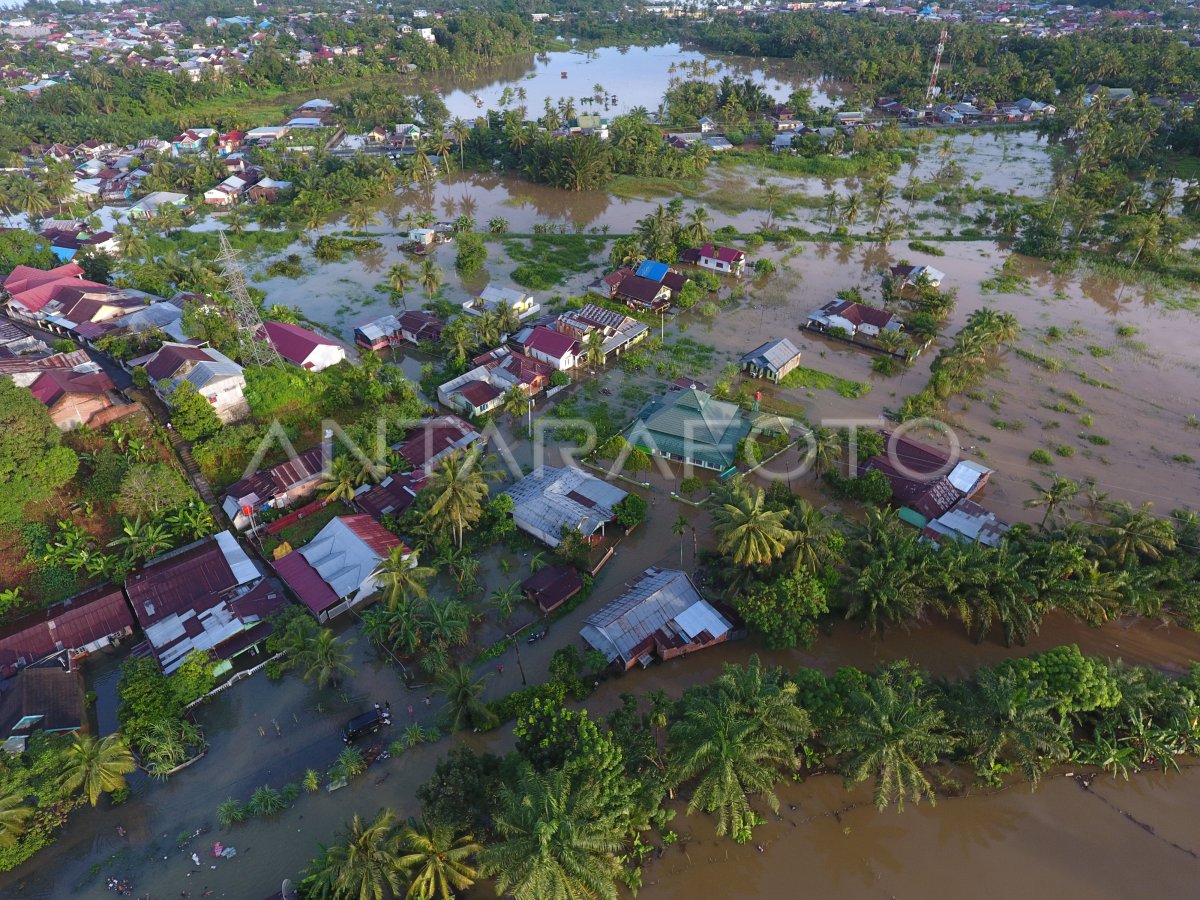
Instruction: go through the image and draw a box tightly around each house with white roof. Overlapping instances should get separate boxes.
[580,567,737,669]
[464,285,540,320]
[503,465,627,548]
[274,514,407,622]
[131,341,247,421]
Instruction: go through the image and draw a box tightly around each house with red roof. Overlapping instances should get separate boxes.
[130,340,247,421]
[274,515,407,622]
[125,531,283,675]
[806,298,903,339]
[679,243,746,276]
[221,445,327,530]
[437,347,553,417]
[518,324,579,371]
[28,368,120,429]
[0,586,134,676]
[393,415,483,472]
[863,432,994,520]
[218,129,245,155]
[257,321,346,372]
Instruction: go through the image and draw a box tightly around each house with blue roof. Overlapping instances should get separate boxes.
[635,260,670,282]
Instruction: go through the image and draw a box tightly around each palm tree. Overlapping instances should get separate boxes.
[581,330,606,373]
[1102,501,1177,565]
[501,385,529,427]
[786,499,838,574]
[418,258,444,298]
[1024,474,1080,529]
[962,665,1070,786]
[840,192,861,226]
[427,447,491,548]
[436,664,497,732]
[668,657,811,838]
[320,455,363,503]
[296,628,355,689]
[60,733,136,806]
[373,547,436,608]
[711,482,795,567]
[807,427,842,480]
[387,262,415,296]
[489,582,523,622]
[448,117,471,171]
[302,809,405,900]
[833,663,951,811]
[0,792,32,849]
[420,598,471,648]
[684,206,713,245]
[672,513,689,566]
[399,820,481,900]
[347,203,379,234]
[481,765,623,900]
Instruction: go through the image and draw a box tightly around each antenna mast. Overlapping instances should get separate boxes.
[216,230,282,367]
[925,27,949,108]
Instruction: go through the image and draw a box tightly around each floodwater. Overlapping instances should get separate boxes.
[431,43,850,122]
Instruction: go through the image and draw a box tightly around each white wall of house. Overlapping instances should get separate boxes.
[301,343,346,373]
[527,346,576,371]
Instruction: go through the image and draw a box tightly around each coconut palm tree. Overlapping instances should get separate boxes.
[684,206,713,245]
[668,657,811,838]
[833,662,952,811]
[489,581,523,622]
[427,447,492,549]
[448,117,471,171]
[1102,501,1177,565]
[711,482,795,567]
[1024,474,1080,529]
[320,455,363,503]
[480,765,623,900]
[373,547,436,608]
[418,258,444,298]
[807,427,842,480]
[500,385,529,428]
[387,262,415,296]
[840,192,861,226]
[399,820,481,900]
[581,330,606,373]
[60,733,136,806]
[436,664,497,732]
[420,598,471,648]
[672,513,690,567]
[0,792,32,849]
[296,628,355,689]
[302,809,405,900]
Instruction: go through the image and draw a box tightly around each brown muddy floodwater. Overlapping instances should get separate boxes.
[430,44,850,123]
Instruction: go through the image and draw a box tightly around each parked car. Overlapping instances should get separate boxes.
[341,708,389,743]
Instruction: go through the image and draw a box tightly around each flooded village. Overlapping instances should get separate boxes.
[2,5,1200,900]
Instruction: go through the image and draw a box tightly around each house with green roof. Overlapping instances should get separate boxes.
[628,388,752,472]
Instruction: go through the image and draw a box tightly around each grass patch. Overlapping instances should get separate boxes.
[504,234,606,290]
[990,419,1025,431]
[1081,433,1110,445]
[1115,324,1139,338]
[1029,448,1053,464]
[1017,348,1065,372]
[1085,344,1112,358]
[1054,444,1076,457]
[715,148,906,179]
[1174,453,1196,464]
[779,366,871,399]
[609,175,703,201]
[907,240,945,257]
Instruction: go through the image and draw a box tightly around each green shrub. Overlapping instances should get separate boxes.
[1054,444,1075,457]
[1029,448,1054,464]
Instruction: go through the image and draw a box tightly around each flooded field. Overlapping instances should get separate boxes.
[431,43,851,122]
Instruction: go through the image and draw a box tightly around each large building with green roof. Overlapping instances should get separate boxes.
[628,388,752,472]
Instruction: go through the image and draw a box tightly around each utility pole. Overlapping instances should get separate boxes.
[217,229,283,368]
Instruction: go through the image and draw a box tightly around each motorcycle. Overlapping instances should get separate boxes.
[526,626,549,644]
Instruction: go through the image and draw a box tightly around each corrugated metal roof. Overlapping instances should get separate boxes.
[505,465,627,547]
[632,389,750,470]
[741,339,801,374]
[580,568,724,664]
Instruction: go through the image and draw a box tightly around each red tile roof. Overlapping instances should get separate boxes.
[29,369,114,406]
[340,514,404,557]
[143,344,212,381]
[257,321,339,367]
[395,416,480,470]
[458,379,502,409]
[275,549,340,616]
[354,470,427,520]
[523,325,579,360]
[699,243,745,263]
[125,538,240,627]
[822,299,896,330]
[0,586,133,671]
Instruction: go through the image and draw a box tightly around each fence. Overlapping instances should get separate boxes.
[265,497,329,534]
[185,651,283,711]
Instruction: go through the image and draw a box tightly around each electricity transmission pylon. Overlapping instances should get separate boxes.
[216,229,282,367]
